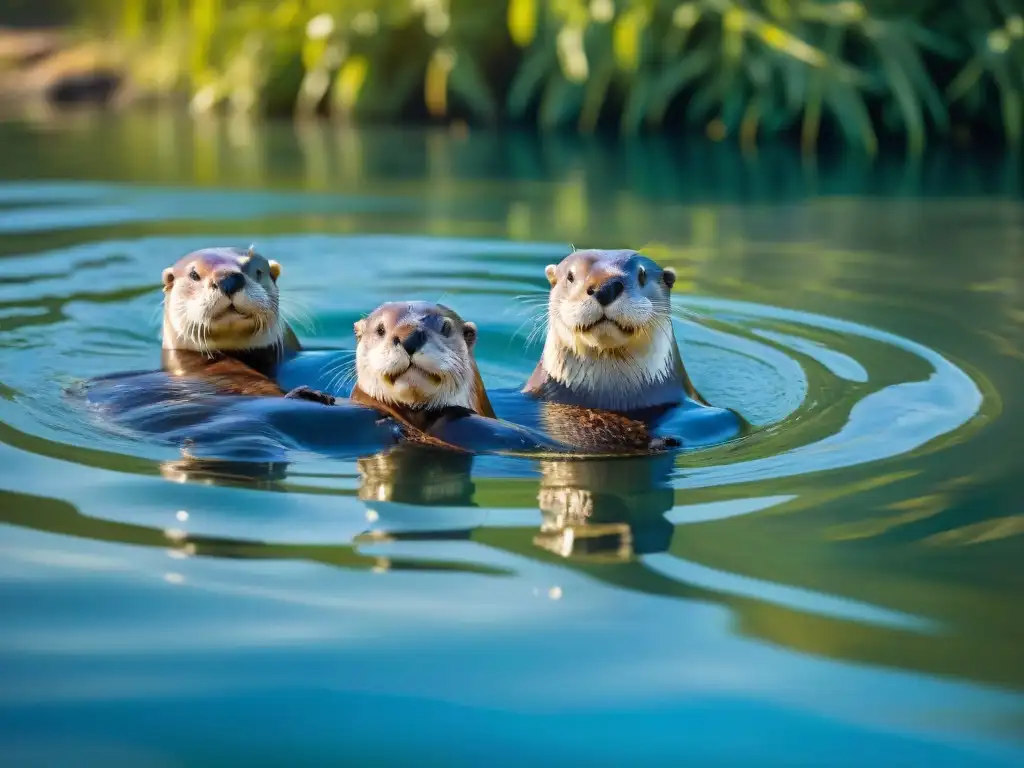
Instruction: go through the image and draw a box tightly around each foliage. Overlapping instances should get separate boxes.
[75,0,1024,152]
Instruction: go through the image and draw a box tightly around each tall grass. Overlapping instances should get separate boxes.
[75,0,1024,152]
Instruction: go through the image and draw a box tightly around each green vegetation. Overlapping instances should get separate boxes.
[64,1,1024,152]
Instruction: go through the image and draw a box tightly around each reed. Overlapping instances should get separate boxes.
[71,0,1024,152]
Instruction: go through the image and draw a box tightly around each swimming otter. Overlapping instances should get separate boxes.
[492,248,741,452]
[346,301,565,455]
[79,246,381,460]
[159,245,318,398]
[85,246,331,415]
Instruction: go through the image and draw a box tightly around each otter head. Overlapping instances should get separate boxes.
[354,302,487,413]
[161,246,283,353]
[545,249,676,355]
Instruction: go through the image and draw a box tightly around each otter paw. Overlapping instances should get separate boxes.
[649,435,682,451]
[285,386,336,406]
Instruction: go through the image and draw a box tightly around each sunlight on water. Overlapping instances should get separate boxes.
[0,117,1021,766]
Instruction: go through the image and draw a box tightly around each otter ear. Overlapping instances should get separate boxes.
[162,268,175,291]
[462,321,478,349]
[662,267,677,290]
[268,260,281,281]
[544,264,558,286]
[353,318,367,340]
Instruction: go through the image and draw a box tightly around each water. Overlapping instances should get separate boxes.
[0,112,1022,767]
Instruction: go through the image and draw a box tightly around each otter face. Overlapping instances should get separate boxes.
[162,247,282,352]
[545,249,676,355]
[354,302,479,411]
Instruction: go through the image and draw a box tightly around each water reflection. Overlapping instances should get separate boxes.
[159,453,290,488]
[534,455,676,561]
[0,113,1022,764]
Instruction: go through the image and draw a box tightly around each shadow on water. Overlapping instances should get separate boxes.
[0,111,1021,764]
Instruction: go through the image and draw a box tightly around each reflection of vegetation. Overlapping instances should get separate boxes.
[43,0,1024,151]
[4,424,1023,694]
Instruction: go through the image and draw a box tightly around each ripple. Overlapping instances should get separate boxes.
[0,177,1018,764]
[0,227,988,489]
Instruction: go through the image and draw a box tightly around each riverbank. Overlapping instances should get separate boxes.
[0,27,122,105]
[2,0,1021,157]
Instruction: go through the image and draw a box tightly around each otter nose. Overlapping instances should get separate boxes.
[395,328,427,356]
[593,278,625,307]
[217,272,245,297]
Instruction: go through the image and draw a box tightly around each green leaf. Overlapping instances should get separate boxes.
[646,48,713,126]
[947,56,986,103]
[902,22,960,59]
[824,79,878,155]
[358,55,421,118]
[781,56,808,115]
[449,50,498,122]
[687,62,737,126]
[507,45,557,119]
[990,54,1023,148]
[882,36,949,132]
[876,44,926,154]
[719,82,747,134]
[622,73,654,135]
[578,62,613,134]
[539,76,584,130]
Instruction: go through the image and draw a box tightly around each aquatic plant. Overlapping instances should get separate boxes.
[57,0,1024,152]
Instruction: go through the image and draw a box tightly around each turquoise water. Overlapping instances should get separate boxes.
[0,113,1022,766]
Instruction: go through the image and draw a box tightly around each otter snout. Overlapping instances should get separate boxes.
[216,271,245,297]
[591,278,625,307]
[395,327,427,356]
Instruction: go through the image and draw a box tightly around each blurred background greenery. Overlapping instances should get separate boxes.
[2,1,1024,155]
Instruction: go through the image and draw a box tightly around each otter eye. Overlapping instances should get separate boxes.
[189,268,200,282]
[255,268,263,281]
[375,323,386,338]
[567,272,575,283]
[638,266,647,287]
[440,319,452,337]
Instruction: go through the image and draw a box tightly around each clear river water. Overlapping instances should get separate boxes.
[0,111,1021,767]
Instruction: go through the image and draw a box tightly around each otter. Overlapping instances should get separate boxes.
[490,249,742,452]
[79,246,393,461]
[84,245,335,410]
[158,245,312,397]
[345,301,567,455]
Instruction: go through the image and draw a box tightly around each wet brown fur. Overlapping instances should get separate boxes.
[350,302,495,452]
[516,249,705,453]
[160,247,300,396]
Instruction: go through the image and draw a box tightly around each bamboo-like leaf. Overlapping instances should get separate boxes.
[823,78,878,155]
[332,54,369,114]
[578,62,613,134]
[990,54,1023,148]
[947,55,986,103]
[876,43,925,154]
[781,56,808,115]
[449,50,498,122]
[646,48,713,126]
[507,0,537,48]
[881,35,949,132]
[507,45,557,119]
[622,73,654,135]
[539,75,584,130]
[661,21,696,59]
[687,62,737,126]
[719,83,747,134]
[613,8,646,72]
[902,22,960,59]
[354,55,420,118]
